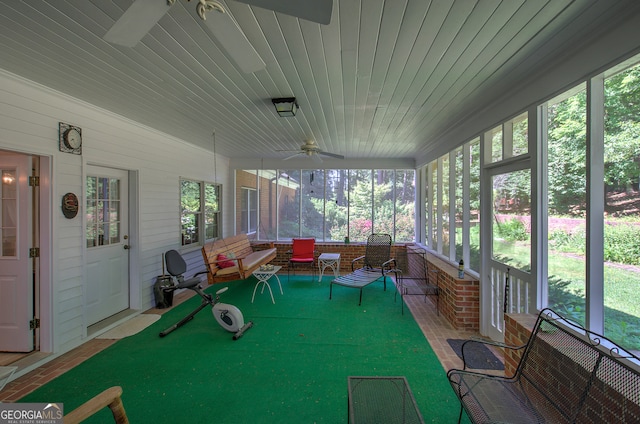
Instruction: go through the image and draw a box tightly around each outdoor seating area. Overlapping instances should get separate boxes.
[3,273,467,422]
[2,232,638,423]
[447,308,640,423]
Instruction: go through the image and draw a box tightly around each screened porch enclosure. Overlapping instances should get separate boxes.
[422,55,640,351]
[229,55,640,353]
[235,169,416,243]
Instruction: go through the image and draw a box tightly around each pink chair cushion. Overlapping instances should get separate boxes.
[217,253,236,268]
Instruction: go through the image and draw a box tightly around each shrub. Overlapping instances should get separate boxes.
[550,223,640,265]
[604,223,640,265]
[495,218,528,241]
[549,228,585,254]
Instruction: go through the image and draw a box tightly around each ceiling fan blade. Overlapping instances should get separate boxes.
[235,0,333,25]
[103,0,172,47]
[202,6,265,73]
[283,152,303,160]
[319,151,344,159]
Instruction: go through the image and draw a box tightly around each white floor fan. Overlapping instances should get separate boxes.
[279,140,344,163]
[103,0,333,73]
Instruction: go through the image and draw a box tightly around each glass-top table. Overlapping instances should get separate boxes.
[347,376,425,424]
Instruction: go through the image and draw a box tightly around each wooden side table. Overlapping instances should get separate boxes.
[347,376,425,424]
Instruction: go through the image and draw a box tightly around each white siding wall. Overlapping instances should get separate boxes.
[0,70,231,356]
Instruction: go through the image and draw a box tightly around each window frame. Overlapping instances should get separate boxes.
[180,178,222,248]
[235,168,416,243]
[240,187,257,236]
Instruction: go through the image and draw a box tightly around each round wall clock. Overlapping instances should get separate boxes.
[59,122,82,154]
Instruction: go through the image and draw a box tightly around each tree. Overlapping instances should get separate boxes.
[605,67,640,192]
[547,91,587,215]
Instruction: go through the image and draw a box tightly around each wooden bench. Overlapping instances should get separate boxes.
[201,234,276,285]
[447,308,640,423]
[64,386,128,424]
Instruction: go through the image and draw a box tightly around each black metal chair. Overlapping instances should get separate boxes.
[356,233,393,271]
[394,247,439,315]
[329,233,395,305]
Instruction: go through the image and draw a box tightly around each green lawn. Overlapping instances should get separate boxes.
[495,240,640,351]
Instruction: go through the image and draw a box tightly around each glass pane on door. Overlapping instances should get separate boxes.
[1,168,17,256]
[491,169,531,272]
[86,176,121,248]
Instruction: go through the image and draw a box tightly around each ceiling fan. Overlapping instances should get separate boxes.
[279,140,344,163]
[103,0,333,73]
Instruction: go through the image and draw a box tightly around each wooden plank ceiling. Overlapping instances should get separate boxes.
[0,0,636,163]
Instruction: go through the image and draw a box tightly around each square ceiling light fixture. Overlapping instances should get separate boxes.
[272,97,298,117]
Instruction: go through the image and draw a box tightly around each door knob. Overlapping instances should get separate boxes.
[124,245,130,250]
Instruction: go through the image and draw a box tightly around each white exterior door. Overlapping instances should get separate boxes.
[0,153,33,352]
[481,161,535,341]
[85,166,129,326]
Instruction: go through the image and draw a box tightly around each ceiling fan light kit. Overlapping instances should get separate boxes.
[196,0,225,19]
[272,97,298,117]
[278,140,344,162]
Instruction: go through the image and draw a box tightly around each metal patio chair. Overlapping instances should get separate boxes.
[329,233,395,305]
[394,247,439,315]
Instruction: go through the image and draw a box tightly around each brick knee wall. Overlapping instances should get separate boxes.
[504,313,537,376]
[503,313,640,421]
[418,247,479,331]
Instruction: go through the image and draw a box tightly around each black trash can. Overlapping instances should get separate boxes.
[154,275,174,308]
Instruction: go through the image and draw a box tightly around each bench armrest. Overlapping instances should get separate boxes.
[64,386,128,424]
